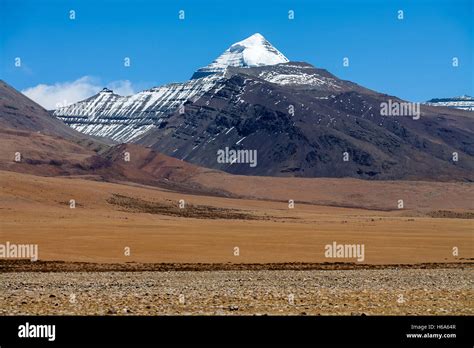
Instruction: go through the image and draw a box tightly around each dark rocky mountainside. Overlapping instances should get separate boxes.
[137,63,474,181]
[0,80,85,140]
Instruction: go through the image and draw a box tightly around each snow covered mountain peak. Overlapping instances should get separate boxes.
[234,32,272,49]
[191,33,289,79]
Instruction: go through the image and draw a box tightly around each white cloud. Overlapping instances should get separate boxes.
[21,76,136,110]
[106,80,135,96]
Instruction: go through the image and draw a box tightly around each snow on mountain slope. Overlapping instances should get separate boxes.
[54,33,291,143]
[225,62,374,94]
[191,33,289,79]
[54,75,222,142]
[424,95,474,111]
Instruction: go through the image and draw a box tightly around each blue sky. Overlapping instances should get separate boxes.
[1,0,472,107]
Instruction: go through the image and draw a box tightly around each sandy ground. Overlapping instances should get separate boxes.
[0,170,473,264]
[1,268,472,315]
[194,171,474,211]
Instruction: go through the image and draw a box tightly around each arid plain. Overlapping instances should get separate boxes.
[1,167,473,315]
[1,170,472,264]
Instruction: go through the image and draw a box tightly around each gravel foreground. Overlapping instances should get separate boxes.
[1,268,473,315]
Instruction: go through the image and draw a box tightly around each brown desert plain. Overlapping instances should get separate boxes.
[0,169,473,264]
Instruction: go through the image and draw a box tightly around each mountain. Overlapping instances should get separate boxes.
[2,82,473,223]
[53,33,288,143]
[0,80,90,140]
[52,33,474,181]
[191,33,289,79]
[137,63,474,181]
[0,81,106,177]
[0,81,221,193]
[52,34,358,144]
[425,95,474,111]
[54,77,222,143]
